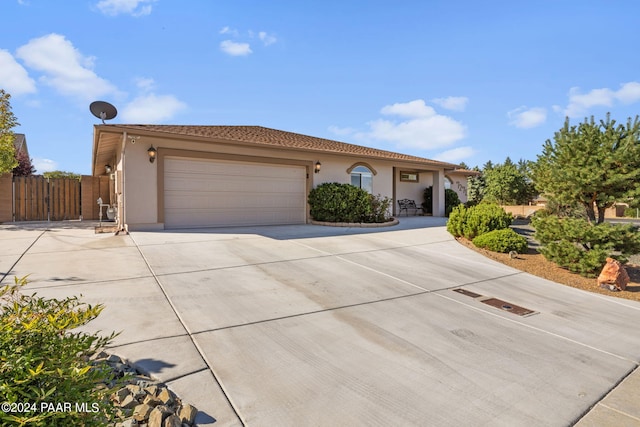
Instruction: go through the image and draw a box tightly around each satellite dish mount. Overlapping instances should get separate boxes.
[90,101,118,124]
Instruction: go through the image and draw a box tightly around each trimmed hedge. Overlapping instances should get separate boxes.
[308,182,391,223]
[472,228,528,253]
[446,203,513,239]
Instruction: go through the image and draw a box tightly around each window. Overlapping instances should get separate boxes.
[351,165,373,193]
[400,171,419,182]
[444,176,453,190]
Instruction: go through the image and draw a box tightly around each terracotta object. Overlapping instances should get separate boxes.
[597,257,630,291]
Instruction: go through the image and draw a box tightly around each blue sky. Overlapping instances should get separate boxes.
[2,0,640,175]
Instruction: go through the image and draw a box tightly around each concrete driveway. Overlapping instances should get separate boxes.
[2,218,640,426]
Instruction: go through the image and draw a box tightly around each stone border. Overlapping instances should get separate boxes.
[310,218,399,228]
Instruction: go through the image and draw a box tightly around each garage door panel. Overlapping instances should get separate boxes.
[165,174,305,193]
[164,157,306,228]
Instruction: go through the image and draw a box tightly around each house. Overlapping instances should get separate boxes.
[13,133,29,159]
[91,125,473,231]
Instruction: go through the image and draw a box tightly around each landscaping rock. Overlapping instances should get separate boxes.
[597,257,630,291]
[133,403,154,421]
[94,352,200,426]
[178,403,198,424]
[163,414,183,427]
[148,405,173,427]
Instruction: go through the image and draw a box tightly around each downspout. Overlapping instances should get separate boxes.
[117,131,128,234]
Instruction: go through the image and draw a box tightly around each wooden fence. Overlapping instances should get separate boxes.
[0,174,111,223]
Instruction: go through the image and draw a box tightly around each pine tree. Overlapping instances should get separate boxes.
[532,114,640,223]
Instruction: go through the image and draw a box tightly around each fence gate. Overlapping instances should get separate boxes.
[13,176,81,221]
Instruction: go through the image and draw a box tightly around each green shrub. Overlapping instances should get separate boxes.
[532,214,640,277]
[445,189,461,217]
[422,186,433,214]
[0,276,119,426]
[624,207,639,218]
[447,203,513,239]
[472,229,528,253]
[423,187,462,216]
[308,182,391,223]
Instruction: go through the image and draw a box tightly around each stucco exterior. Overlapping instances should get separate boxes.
[92,125,470,231]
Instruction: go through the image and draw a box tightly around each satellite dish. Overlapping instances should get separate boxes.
[90,101,117,124]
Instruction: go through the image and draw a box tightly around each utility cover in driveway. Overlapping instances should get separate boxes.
[164,157,307,228]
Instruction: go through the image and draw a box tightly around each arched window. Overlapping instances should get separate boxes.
[351,165,373,193]
[444,176,453,190]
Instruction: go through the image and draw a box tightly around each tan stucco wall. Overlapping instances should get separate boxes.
[113,133,450,229]
[447,173,470,204]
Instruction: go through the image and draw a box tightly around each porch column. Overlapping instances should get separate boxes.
[432,170,445,217]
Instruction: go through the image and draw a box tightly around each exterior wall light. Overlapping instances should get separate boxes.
[315,161,321,173]
[148,145,157,163]
[105,164,112,174]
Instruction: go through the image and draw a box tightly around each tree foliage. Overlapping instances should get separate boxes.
[466,167,485,206]
[532,213,640,277]
[532,114,640,223]
[12,148,35,176]
[43,171,81,180]
[0,276,120,426]
[481,157,535,205]
[0,89,19,174]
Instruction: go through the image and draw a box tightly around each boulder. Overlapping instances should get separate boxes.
[597,257,630,291]
[148,405,173,427]
[178,403,198,424]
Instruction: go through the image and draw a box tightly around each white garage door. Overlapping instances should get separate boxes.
[164,157,307,228]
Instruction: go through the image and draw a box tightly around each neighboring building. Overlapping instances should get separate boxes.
[92,125,474,231]
[13,133,29,158]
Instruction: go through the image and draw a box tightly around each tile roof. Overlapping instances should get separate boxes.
[104,124,461,169]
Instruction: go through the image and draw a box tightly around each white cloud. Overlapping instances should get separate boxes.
[507,106,547,128]
[367,99,466,150]
[121,94,186,123]
[96,0,156,16]
[0,49,36,95]
[434,146,476,163]
[328,125,356,136]
[380,99,435,118]
[33,158,58,173]
[220,40,252,56]
[431,96,469,112]
[219,26,239,36]
[259,31,277,46]
[563,81,640,117]
[615,81,640,104]
[134,77,156,93]
[15,33,117,101]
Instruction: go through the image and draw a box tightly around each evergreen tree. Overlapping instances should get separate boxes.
[0,89,19,174]
[532,114,640,223]
[467,166,485,205]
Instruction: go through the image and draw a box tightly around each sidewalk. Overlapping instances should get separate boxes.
[574,365,640,426]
